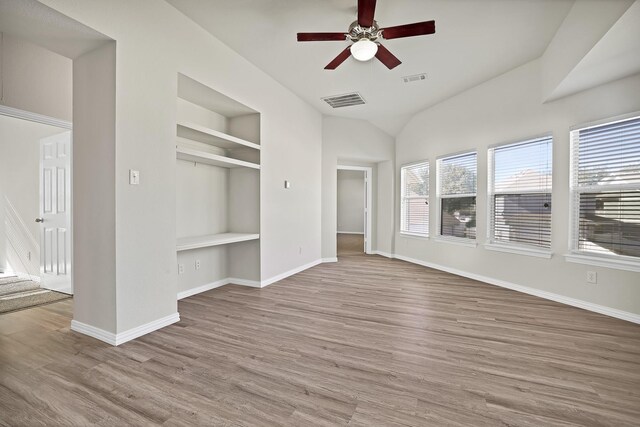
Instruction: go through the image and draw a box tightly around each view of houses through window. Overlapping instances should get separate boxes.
[401,115,639,263]
[572,116,640,259]
[489,136,553,249]
[437,152,477,239]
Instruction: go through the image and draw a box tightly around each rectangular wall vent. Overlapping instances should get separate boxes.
[402,73,427,83]
[321,92,366,108]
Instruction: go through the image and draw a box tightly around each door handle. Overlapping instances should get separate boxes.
[35,218,44,223]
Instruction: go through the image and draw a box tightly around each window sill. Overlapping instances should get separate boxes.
[485,243,552,259]
[434,236,477,248]
[399,232,429,240]
[565,253,640,273]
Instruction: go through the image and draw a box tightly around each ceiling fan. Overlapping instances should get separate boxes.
[297,0,435,70]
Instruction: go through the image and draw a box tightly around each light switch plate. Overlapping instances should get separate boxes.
[129,169,140,185]
[284,180,291,189]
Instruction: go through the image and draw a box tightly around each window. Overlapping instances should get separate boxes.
[570,115,640,262]
[437,152,477,240]
[401,162,429,236]
[488,136,553,250]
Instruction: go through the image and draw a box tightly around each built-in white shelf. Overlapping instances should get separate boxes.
[176,146,260,170]
[176,233,260,252]
[177,121,260,151]
[176,74,261,294]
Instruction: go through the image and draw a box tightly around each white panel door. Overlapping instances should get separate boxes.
[39,132,72,294]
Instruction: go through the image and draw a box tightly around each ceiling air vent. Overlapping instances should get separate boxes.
[322,92,366,108]
[402,73,427,83]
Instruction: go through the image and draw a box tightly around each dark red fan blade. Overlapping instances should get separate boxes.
[325,47,352,70]
[382,20,436,40]
[375,44,401,69]
[358,0,377,27]
[297,32,347,42]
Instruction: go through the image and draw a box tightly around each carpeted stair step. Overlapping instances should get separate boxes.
[0,276,41,297]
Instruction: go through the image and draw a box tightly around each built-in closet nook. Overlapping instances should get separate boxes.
[176,74,261,297]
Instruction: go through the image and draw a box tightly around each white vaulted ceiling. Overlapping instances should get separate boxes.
[166,0,575,135]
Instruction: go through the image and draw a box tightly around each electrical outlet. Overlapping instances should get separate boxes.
[195,260,201,270]
[586,271,597,284]
[178,264,184,275]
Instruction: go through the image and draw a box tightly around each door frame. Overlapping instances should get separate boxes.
[0,105,73,291]
[337,165,372,254]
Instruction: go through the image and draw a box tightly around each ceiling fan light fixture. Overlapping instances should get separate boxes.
[297,0,436,70]
[351,38,378,62]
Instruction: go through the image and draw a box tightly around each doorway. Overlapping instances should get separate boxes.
[337,165,372,257]
[0,108,72,313]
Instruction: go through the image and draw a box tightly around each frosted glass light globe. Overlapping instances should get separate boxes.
[351,39,378,62]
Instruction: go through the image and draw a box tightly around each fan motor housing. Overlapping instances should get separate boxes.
[348,20,382,42]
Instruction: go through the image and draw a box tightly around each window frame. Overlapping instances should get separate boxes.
[566,112,640,272]
[435,150,478,246]
[485,134,554,258]
[400,160,430,238]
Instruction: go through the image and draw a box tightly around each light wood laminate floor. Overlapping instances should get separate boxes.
[337,233,364,256]
[1,254,640,426]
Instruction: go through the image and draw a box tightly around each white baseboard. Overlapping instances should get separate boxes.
[373,250,394,259]
[337,231,364,235]
[228,277,262,288]
[179,258,331,298]
[178,277,261,294]
[391,253,640,325]
[71,312,180,346]
[71,320,117,345]
[178,278,229,300]
[114,313,180,345]
[260,259,323,287]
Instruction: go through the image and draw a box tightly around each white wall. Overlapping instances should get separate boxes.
[40,0,322,335]
[72,41,117,333]
[396,59,640,317]
[337,170,364,234]
[176,160,229,293]
[176,161,229,238]
[0,115,67,277]
[322,116,395,259]
[0,34,72,121]
[376,160,395,256]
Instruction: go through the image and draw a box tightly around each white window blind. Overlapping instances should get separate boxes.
[437,152,477,239]
[488,136,553,248]
[571,115,640,259]
[401,162,429,236]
